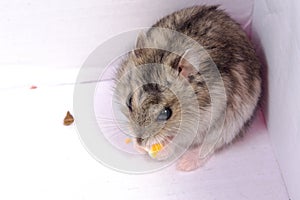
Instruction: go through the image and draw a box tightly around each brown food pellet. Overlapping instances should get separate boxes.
[63,111,74,126]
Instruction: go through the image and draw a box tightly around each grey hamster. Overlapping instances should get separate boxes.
[114,5,261,171]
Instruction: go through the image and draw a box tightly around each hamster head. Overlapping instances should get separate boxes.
[115,46,211,155]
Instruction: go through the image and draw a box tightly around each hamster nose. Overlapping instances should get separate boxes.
[136,137,143,145]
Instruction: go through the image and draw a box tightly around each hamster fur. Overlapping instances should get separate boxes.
[114,5,261,171]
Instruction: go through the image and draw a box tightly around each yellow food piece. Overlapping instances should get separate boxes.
[125,138,132,144]
[150,143,163,152]
[148,143,163,158]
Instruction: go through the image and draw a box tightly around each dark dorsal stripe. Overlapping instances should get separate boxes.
[142,83,162,94]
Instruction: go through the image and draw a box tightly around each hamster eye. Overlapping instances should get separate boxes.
[157,107,172,121]
[126,95,133,112]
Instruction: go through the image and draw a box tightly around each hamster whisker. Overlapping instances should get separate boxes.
[98,125,132,131]
[111,100,127,107]
[95,117,128,123]
[96,120,129,125]
[96,123,130,129]
[98,128,134,137]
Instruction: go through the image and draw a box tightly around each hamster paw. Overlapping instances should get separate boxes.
[155,147,172,161]
[133,143,147,154]
[176,148,202,171]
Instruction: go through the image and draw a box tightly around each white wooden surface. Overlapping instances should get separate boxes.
[0,0,293,199]
[252,1,300,199]
[0,0,253,70]
[0,73,288,200]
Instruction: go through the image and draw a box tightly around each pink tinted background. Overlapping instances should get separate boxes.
[252,1,300,199]
[0,0,298,199]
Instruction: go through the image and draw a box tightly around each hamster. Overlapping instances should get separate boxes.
[114,5,261,171]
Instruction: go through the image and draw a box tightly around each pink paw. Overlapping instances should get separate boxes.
[176,155,201,171]
[155,146,173,161]
[133,142,147,154]
[176,148,204,171]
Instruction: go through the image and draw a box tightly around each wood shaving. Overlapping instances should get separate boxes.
[63,111,74,126]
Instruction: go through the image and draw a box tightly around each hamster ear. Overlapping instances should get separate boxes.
[178,49,199,78]
[134,31,147,57]
[136,31,146,48]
